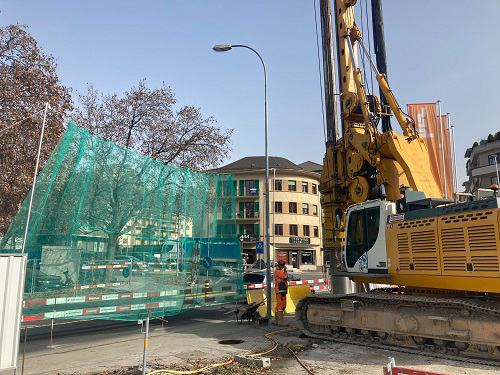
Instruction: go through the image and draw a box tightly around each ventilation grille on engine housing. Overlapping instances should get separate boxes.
[439,210,499,275]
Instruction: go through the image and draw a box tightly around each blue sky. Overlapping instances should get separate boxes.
[2,1,499,188]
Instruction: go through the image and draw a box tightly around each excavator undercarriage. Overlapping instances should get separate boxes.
[296,291,500,365]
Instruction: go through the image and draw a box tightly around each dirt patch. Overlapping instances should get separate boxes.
[73,357,275,375]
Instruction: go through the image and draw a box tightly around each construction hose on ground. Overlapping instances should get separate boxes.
[146,326,315,375]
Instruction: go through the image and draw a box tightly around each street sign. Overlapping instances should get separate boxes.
[201,256,213,269]
[256,241,264,254]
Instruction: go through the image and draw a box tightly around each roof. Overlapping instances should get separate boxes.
[298,161,323,173]
[212,156,303,172]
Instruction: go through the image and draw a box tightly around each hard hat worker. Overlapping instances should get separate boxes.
[274,260,289,326]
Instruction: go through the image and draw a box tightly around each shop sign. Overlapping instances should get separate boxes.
[239,233,260,242]
[289,237,310,244]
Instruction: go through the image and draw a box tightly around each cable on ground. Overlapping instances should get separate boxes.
[146,326,317,375]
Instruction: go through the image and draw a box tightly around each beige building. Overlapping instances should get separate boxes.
[212,157,323,272]
[463,138,500,197]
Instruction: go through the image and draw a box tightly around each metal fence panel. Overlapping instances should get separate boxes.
[0,253,27,371]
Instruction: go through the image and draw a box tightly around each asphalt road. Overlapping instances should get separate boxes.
[8,302,498,375]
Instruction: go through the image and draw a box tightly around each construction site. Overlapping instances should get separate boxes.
[1,1,499,374]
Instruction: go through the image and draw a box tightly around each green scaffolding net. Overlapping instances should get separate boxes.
[0,122,244,321]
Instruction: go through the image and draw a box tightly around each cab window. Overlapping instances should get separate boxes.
[345,207,380,268]
[346,210,365,268]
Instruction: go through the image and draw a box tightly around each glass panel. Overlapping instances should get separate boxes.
[366,206,380,250]
[346,210,366,268]
[301,251,314,265]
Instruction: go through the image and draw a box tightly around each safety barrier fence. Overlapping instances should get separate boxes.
[244,278,327,292]
[22,278,327,322]
[22,284,241,321]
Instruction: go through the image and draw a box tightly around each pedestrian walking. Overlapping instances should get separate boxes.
[274,260,289,326]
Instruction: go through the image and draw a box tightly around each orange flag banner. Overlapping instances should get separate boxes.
[407,103,453,198]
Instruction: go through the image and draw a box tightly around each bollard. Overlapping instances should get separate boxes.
[49,319,54,348]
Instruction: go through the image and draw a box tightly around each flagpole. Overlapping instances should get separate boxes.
[448,113,458,197]
[495,155,499,187]
[437,100,447,198]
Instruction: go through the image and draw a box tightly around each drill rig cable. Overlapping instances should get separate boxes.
[313,0,328,146]
[364,0,375,96]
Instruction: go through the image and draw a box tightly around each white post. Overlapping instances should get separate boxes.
[22,103,50,254]
[142,313,150,375]
[437,100,447,198]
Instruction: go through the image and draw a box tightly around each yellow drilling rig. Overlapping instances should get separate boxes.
[296,0,500,362]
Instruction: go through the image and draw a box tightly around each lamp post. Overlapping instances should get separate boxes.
[213,44,272,323]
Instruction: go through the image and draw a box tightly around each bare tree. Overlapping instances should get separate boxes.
[72,80,233,170]
[0,24,72,235]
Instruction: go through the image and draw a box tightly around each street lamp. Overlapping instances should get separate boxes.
[213,43,272,323]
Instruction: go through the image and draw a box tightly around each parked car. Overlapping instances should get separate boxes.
[113,255,147,270]
[207,265,233,277]
[243,270,301,285]
[25,267,62,293]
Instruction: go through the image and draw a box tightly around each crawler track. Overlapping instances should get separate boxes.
[296,293,500,367]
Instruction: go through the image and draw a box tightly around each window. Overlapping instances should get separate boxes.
[312,183,317,194]
[303,225,310,236]
[244,224,255,235]
[274,201,282,213]
[313,205,318,216]
[302,181,308,193]
[366,207,380,249]
[245,202,258,218]
[346,210,365,268]
[345,207,380,268]
[275,224,283,235]
[302,203,309,214]
[301,251,314,265]
[314,226,319,237]
[289,224,298,236]
[492,176,499,185]
[289,202,297,213]
[488,153,500,165]
[288,180,296,191]
[245,180,259,195]
[275,179,282,191]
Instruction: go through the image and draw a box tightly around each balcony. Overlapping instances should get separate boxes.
[237,188,260,199]
[236,211,260,220]
[471,163,498,178]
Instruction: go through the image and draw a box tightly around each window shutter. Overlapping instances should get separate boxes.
[254,223,260,235]
[254,179,259,193]
[239,224,245,234]
[233,180,237,195]
[239,180,244,196]
[254,202,259,212]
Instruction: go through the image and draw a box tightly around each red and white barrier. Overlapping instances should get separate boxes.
[383,357,450,375]
[244,278,327,291]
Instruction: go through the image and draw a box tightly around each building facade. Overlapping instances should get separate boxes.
[463,138,500,197]
[212,157,323,271]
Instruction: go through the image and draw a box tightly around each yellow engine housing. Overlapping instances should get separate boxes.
[385,207,500,294]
